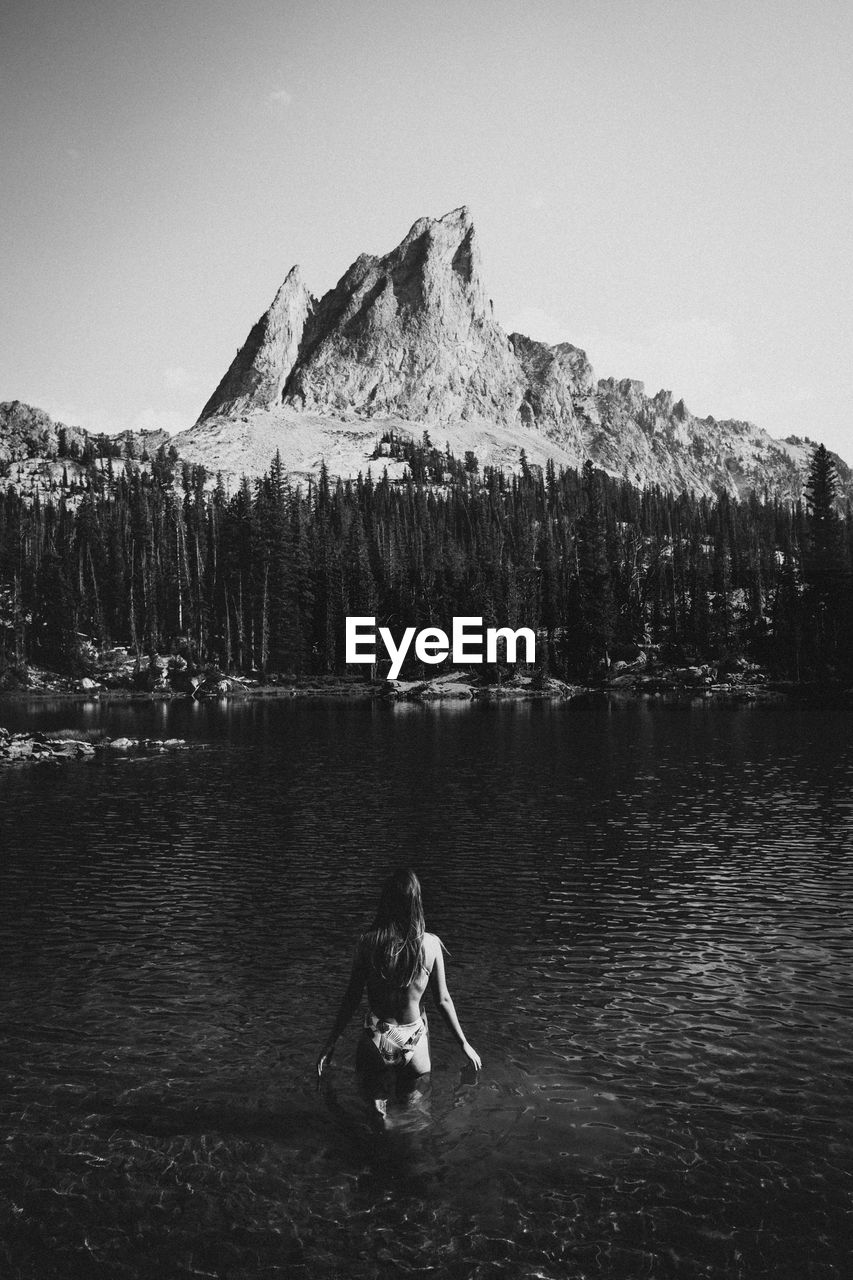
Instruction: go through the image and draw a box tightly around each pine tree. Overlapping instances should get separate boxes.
[803,443,846,672]
[804,445,844,593]
[575,460,614,672]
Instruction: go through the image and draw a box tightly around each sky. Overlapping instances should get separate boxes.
[2,0,851,456]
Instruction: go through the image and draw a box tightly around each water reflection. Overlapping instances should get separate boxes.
[1,695,852,1277]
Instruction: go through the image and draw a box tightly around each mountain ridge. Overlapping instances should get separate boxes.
[3,208,850,503]
[181,207,846,501]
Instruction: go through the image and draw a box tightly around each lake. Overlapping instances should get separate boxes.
[1,694,852,1278]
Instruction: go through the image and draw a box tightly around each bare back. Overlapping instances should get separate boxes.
[363,931,440,1024]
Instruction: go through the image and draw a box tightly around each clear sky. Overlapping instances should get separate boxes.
[2,0,851,456]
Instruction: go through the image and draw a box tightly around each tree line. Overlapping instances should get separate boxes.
[0,436,850,683]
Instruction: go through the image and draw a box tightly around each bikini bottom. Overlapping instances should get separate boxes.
[363,1010,427,1067]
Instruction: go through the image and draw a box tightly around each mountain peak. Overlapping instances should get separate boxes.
[401,205,473,243]
[268,207,516,423]
[184,208,852,505]
[197,208,508,428]
[197,265,314,421]
[395,206,481,297]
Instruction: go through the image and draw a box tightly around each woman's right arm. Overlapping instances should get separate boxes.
[316,941,366,1079]
[428,935,482,1070]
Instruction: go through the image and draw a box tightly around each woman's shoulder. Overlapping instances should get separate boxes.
[422,932,443,963]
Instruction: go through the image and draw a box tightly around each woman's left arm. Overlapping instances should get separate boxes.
[316,943,366,1078]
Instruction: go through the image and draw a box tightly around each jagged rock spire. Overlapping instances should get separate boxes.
[197,209,528,428]
[186,208,852,505]
[197,266,314,421]
[278,205,523,425]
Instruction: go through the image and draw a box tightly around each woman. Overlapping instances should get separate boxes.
[316,869,481,1082]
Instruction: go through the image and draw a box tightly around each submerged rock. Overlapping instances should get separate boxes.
[0,731,189,767]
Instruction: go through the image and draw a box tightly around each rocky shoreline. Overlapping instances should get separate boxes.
[0,635,815,709]
[0,668,791,710]
[0,644,814,711]
[0,727,191,767]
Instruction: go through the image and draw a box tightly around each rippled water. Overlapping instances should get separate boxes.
[1,694,852,1278]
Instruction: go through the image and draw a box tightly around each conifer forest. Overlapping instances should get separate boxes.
[0,432,850,684]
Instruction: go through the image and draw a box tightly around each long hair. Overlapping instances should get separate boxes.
[362,868,426,989]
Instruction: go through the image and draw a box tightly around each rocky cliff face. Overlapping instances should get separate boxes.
[185,207,849,501]
[198,266,315,421]
[198,208,524,429]
[281,207,525,425]
[0,401,87,467]
[509,334,596,456]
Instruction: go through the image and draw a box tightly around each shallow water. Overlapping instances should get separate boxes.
[1,694,852,1278]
